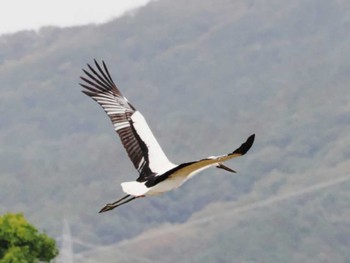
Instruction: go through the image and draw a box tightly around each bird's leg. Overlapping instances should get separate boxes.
[109,194,131,206]
[99,194,131,213]
[99,195,144,213]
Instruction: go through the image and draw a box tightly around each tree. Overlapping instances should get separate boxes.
[0,213,58,263]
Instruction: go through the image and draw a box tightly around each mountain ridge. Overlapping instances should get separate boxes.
[1,0,350,261]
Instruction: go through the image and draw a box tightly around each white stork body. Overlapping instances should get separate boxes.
[122,162,214,196]
[80,60,255,212]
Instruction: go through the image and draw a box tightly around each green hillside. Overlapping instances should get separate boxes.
[1,0,350,261]
[76,176,350,262]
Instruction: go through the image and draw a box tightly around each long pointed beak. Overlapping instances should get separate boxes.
[216,163,236,173]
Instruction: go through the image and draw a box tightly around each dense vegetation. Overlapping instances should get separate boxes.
[0,213,58,262]
[1,0,350,261]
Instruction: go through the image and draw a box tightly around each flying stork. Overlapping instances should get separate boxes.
[80,60,255,213]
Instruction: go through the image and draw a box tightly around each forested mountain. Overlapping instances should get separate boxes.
[1,0,350,262]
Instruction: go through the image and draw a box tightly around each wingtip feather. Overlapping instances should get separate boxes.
[232,134,255,155]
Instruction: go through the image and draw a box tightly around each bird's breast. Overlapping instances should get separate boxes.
[146,174,188,196]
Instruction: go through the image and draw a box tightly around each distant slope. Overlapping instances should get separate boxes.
[1,0,350,260]
[76,175,350,262]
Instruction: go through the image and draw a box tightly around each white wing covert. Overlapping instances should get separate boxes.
[80,60,176,181]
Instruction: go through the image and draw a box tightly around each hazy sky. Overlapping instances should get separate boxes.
[0,0,151,35]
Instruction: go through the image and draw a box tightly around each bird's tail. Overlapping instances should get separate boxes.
[121,181,149,196]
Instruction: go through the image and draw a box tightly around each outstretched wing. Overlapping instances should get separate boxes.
[80,60,176,181]
[145,134,255,187]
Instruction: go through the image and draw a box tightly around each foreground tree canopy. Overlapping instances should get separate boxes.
[0,213,58,263]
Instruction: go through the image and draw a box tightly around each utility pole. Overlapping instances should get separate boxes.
[59,219,74,263]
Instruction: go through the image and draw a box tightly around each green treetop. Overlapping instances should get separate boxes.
[0,213,58,263]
